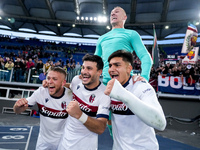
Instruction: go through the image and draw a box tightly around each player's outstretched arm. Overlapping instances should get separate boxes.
[105,79,166,131]
[13,98,29,114]
[67,101,107,134]
[82,116,107,135]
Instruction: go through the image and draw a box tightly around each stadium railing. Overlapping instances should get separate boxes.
[0,67,81,84]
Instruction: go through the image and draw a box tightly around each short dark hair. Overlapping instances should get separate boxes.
[82,54,104,70]
[48,67,67,79]
[108,50,134,66]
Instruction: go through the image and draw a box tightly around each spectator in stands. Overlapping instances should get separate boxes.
[20,58,26,82]
[75,62,81,70]
[14,57,23,82]
[63,65,68,72]
[150,67,158,91]
[34,58,39,68]
[4,57,10,64]
[161,62,165,67]
[172,66,179,76]
[162,63,172,76]
[156,66,164,76]
[70,62,76,70]
[150,67,157,79]
[177,66,183,76]
[25,58,35,82]
[43,60,51,76]
[181,64,195,86]
[36,59,44,75]
[0,57,5,69]
[69,56,73,64]
[4,59,14,81]
[59,59,64,67]
[26,58,35,71]
[194,65,200,85]
[50,60,55,68]
[55,61,62,68]
[0,57,5,81]
[66,63,71,72]
[166,69,173,76]
[50,53,54,61]
[187,65,195,86]
[134,61,141,74]
[66,59,69,65]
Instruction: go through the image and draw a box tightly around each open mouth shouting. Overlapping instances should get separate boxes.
[110,74,119,79]
[82,74,91,82]
[48,85,55,93]
[112,17,117,21]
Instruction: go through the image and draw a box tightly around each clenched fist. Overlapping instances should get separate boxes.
[104,79,115,96]
[66,101,82,119]
[15,98,28,107]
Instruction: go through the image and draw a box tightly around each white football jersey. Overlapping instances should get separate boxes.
[27,87,72,149]
[58,75,110,150]
[111,77,159,150]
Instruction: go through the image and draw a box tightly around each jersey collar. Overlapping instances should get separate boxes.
[122,76,132,88]
[84,81,101,91]
[50,88,65,99]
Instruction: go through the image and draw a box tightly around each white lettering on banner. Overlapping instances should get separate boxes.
[158,76,183,88]
[158,76,200,90]
[170,77,182,89]
[158,76,169,87]
[167,55,175,59]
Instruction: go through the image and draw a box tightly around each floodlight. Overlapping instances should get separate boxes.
[165,25,169,29]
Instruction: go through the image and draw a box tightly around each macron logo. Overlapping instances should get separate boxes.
[142,88,151,93]
[45,98,49,103]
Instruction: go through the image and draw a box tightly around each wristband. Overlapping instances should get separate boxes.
[78,112,88,124]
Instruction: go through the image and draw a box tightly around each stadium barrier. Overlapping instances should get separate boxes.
[0,68,81,84]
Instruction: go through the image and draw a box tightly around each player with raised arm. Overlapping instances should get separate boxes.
[95,6,152,85]
[13,67,72,150]
[104,50,166,150]
[95,6,152,136]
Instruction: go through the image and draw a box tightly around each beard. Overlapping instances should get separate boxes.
[49,86,62,97]
[82,74,97,87]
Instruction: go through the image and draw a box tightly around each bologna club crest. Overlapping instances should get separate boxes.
[89,94,95,103]
[61,101,67,109]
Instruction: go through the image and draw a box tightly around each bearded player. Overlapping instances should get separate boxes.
[13,67,72,150]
